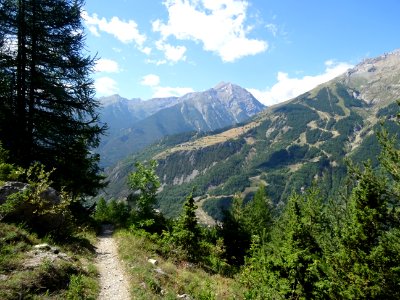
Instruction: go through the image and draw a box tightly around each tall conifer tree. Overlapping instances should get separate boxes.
[0,0,105,195]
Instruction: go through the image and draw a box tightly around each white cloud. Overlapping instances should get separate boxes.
[153,0,267,62]
[325,60,334,67]
[140,74,194,98]
[141,47,152,55]
[152,86,194,98]
[266,23,278,37]
[145,59,168,66]
[155,40,187,63]
[248,61,353,106]
[95,77,119,96]
[82,11,146,45]
[87,26,100,37]
[141,74,161,87]
[95,58,120,73]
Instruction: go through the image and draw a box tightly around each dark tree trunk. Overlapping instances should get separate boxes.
[16,0,28,165]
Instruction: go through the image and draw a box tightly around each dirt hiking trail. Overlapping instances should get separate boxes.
[96,224,131,300]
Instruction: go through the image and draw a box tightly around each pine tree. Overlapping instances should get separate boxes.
[170,192,203,261]
[324,113,400,297]
[221,185,273,266]
[220,194,251,265]
[242,189,329,299]
[328,161,400,298]
[0,0,105,196]
[243,184,273,237]
[0,0,18,151]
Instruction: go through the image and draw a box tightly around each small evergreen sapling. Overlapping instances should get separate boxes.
[170,192,203,261]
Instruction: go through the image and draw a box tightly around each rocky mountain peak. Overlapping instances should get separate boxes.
[210,82,258,105]
[347,48,400,76]
[214,81,232,90]
[99,94,126,106]
[342,49,400,105]
[213,82,243,95]
[99,95,141,107]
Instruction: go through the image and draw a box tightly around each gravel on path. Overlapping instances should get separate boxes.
[96,225,131,300]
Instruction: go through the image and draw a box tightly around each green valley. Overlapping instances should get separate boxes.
[103,50,400,219]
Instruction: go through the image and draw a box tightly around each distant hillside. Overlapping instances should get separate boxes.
[99,95,182,135]
[98,82,265,166]
[103,50,400,218]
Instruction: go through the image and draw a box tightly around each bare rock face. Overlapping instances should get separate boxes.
[343,49,400,106]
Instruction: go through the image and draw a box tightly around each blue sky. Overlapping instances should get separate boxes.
[82,0,400,105]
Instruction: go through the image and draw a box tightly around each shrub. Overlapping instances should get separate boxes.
[0,163,75,236]
[0,142,23,182]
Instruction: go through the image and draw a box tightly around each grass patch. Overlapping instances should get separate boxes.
[0,222,99,300]
[0,223,39,273]
[65,271,99,300]
[115,229,243,299]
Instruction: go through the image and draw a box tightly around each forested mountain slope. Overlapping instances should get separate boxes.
[103,50,400,217]
[98,82,265,166]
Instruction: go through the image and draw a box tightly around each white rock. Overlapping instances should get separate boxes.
[148,258,158,265]
[33,243,51,251]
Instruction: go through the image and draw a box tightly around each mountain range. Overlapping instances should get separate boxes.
[98,82,265,166]
[100,49,400,219]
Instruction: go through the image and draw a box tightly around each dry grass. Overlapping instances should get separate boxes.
[115,229,243,300]
[155,121,260,159]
